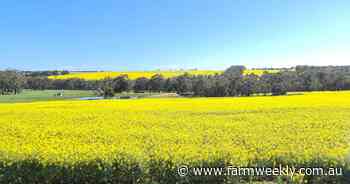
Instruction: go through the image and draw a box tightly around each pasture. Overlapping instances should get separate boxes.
[0,90,95,103]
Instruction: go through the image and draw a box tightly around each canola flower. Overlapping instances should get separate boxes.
[48,69,279,80]
[0,91,349,183]
[48,70,221,80]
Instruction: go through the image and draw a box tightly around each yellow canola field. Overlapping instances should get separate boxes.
[0,91,349,167]
[48,69,279,80]
[48,70,221,80]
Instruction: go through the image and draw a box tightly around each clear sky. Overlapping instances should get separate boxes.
[1,0,349,71]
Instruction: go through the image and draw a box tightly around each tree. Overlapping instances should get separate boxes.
[174,73,192,94]
[335,74,346,90]
[223,66,245,96]
[112,75,129,93]
[103,87,114,98]
[213,75,230,97]
[148,74,165,92]
[163,78,176,92]
[134,77,149,92]
[271,73,287,96]
[310,78,323,91]
[223,65,246,78]
[258,73,273,95]
[100,78,115,97]
[192,76,210,96]
[0,70,25,95]
[240,74,258,96]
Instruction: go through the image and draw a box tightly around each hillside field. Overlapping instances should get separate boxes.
[48,69,280,80]
[0,91,349,183]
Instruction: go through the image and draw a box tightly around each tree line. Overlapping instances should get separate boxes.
[23,70,70,77]
[1,65,350,97]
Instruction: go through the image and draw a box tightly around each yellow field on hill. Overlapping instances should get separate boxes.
[244,69,280,75]
[0,91,349,182]
[48,69,279,80]
[48,70,221,80]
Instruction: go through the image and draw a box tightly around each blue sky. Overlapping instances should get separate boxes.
[1,0,349,71]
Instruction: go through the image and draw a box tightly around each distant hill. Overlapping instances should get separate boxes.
[48,69,280,80]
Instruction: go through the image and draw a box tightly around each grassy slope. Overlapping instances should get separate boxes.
[0,90,95,103]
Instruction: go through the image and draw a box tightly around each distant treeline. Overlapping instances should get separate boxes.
[23,70,70,77]
[1,66,350,97]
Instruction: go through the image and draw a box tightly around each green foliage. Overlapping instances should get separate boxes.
[0,70,24,95]
[0,158,348,183]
